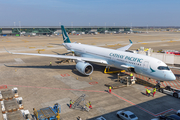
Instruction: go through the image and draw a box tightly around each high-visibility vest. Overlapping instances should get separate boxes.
[50,62,52,64]
[109,87,111,90]
[146,89,148,92]
[153,88,156,93]
[70,101,72,104]
[130,73,133,76]
[148,90,151,93]
[89,102,91,105]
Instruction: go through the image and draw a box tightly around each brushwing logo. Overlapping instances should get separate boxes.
[150,67,155,73]
[63,31,67,42]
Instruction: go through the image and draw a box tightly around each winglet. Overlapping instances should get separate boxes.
[129,39,132,44]
[4,47,13,54]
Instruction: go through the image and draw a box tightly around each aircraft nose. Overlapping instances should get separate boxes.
[165,72,176,81]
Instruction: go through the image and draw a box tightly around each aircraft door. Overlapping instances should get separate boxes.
[143,61,149,71]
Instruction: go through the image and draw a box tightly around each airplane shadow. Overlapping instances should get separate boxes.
[4,64,90,77]
[4,64,74,70]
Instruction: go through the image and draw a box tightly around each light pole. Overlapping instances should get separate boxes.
[105,22,106,34]
[19,21,21,36]
[71,22,73,28]
[59,22,61,26]
[146,24,148,33]
[14,22,16,26]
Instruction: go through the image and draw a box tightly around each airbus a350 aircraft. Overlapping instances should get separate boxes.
[5,25,176,82]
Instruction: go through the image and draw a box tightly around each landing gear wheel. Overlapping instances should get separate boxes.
[159,88,164,93]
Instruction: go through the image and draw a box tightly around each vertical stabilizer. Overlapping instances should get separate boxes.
[61,25,71,43]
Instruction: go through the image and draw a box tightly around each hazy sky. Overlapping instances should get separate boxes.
[0,0,180,26]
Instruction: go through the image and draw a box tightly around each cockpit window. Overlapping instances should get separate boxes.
[157,66,170,70]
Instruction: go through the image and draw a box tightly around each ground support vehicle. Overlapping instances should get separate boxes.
[158,86,180,98]
[33,103,61,120]
[116,110,138,120]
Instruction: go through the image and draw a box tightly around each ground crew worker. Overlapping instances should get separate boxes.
[130,73,133,79]
[89,101,92,109]
[146,88,149,96]
[153,88,156,97]
[147,89,151,97]
[78,116,82,120]
[69,100,72,108]
[109,86,112,94]
[50,61,52,66]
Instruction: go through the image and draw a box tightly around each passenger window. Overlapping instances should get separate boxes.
[122,113,124,115]
[125,114,128,118]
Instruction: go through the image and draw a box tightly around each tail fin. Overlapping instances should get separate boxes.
[61,25,71,43]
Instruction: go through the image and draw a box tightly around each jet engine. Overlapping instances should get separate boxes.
[76,61,93,75]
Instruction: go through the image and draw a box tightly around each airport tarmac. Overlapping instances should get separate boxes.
[0,32,180,120]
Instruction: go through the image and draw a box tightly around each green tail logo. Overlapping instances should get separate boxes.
[150,67,156,73]
[61,25,71,43]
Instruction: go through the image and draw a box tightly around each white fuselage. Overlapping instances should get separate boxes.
[63,42,176,81]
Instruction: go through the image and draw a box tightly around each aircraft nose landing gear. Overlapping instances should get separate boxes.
[155,80,161,89]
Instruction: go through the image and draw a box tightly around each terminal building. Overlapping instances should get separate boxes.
[0,26,131,36]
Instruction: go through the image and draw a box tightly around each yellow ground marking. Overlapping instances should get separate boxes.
[29,47,35,49]
[36,49,45,51]
[22,40,29,43]
[117,44,121,46]
[168,40,175,42]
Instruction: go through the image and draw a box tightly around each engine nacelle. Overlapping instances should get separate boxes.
[76,62,93,75]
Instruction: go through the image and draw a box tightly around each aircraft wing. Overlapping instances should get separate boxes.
[5,48,108,64]
[116,40,133,51]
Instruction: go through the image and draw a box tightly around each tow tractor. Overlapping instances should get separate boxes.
[158,86,180,98]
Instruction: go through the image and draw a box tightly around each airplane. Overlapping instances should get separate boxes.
[5,25,176,82]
